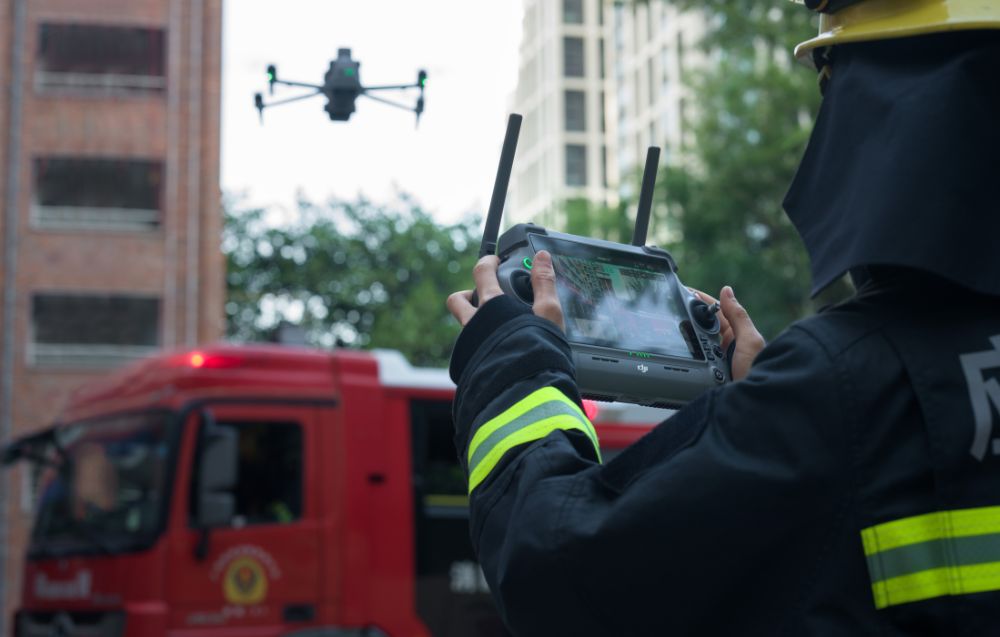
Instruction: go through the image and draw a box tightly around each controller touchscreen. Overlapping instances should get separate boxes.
[528,236,695,360]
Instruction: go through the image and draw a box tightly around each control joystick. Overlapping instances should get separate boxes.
[690,299,721,334]
[509,270,534,304]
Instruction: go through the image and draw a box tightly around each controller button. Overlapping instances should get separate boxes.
[713,367,726,383]
[713,345,724,359]
[510,270,534,304]
[522,257,533,270]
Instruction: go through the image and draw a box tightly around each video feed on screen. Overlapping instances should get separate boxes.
[528,236,696,359]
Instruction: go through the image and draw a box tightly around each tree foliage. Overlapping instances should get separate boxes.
[223,194,479,368]
[655,1,849,338]
[562,197,635,245]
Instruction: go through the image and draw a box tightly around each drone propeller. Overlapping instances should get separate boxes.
[267,64,277,96]
[254,93,264,122]
[415,69,427,128]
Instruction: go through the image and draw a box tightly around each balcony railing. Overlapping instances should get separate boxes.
[31,205,160,232]
[29,343,160,368]
[34,71,166,95]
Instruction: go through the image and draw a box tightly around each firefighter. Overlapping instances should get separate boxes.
[446,1,1000,634]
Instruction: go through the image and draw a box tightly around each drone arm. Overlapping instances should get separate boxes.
[273,78,324,90]
[361,91,418,112]
[260,90,324,109]
[363,82,421,91]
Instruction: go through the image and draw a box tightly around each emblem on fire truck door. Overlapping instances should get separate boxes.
[223,556,268,605]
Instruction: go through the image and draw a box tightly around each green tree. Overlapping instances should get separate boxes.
[654,1,848,338]
[223,193,479,368]
[562,197,634,245]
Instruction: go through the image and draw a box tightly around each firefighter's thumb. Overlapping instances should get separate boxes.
[720,286,765,380]
[530,251,565,332]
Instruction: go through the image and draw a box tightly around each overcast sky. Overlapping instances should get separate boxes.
[221,1,524,225]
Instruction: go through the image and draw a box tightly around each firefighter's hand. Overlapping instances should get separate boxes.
[527,251,565,331]
[447,251,565,331]
[691,286,765,382]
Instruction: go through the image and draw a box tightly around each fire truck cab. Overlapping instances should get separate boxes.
[3,345,662,637]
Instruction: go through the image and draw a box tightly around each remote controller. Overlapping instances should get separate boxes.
[478,113,730,408]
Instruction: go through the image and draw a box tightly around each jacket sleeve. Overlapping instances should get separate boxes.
[449,296,855,636]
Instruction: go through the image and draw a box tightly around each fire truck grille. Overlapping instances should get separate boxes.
[15,610,125,637]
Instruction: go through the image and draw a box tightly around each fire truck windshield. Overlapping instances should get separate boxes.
[29,411,177,557]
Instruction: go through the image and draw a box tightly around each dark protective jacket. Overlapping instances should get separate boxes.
[449,274,1000,636]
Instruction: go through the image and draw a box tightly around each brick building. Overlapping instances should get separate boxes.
[0,0,223,626]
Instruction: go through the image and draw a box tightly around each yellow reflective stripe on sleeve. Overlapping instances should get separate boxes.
[871,562,1000,610]
[861,506,1000,609]
[466,387,600,494]
[861,506,1000,555]
[468,387,592,459]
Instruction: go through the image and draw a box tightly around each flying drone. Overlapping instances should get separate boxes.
[254,48,427,126]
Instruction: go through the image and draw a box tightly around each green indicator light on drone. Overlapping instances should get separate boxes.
[629,351,652,359]
[344,67,356,77]
[522,257,533,269]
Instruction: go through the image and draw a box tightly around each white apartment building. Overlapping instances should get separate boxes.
[511,0,705,232]
[511,0,613,227]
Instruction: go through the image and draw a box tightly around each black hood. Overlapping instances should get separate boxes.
[783,31,1000,298]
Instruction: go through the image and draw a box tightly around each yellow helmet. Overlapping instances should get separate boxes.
[795,0,1000,68]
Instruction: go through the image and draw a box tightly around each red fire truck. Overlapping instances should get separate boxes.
[3,344,664,636]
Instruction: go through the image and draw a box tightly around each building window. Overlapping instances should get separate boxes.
[33,158,162,231]
[648,59,657,108]
[602,146,609,188]
[565,90,586,132]
[599,38,606,79]
[661,47,671,90]
[563,0,584,24]
[36,24,166,94]
[30,294,160,367]
[600,91,607,133]
[563,37,585,78]
[565,144,588,187]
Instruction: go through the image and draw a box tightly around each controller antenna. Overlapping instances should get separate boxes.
[479,113,523,258]
[632,146,661,247]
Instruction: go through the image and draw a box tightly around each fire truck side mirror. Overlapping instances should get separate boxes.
[194,413,238,528]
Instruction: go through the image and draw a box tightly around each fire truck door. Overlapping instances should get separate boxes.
[410,399,511,637]
[166,403,323,634]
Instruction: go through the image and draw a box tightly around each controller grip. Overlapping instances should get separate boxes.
[725,339,737,379]
[469,269,532,308]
